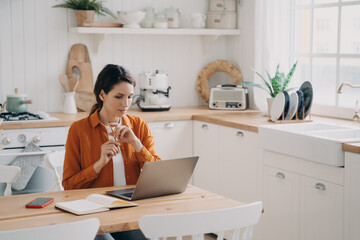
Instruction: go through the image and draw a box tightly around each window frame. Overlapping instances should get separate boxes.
[290,0,360,119]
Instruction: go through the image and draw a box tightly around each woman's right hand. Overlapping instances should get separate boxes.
[93,140,120,174]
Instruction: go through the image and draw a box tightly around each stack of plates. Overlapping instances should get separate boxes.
[270,81,313,122]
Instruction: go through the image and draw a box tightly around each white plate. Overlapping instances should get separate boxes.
[270,92,285,121]
[288,91,299,120]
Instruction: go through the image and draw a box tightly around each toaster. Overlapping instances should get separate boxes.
[209,84,248,110]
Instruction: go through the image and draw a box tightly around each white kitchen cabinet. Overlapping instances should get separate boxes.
[148,120,193,160]
[345,152,360,240]
[217,125,259,203]
[193,121,219,194]
[263,166,300,240]
[300,176,343,240]
[263,150,344,240]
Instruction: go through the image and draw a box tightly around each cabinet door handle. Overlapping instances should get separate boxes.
[201,124,208,129]
[275,172,285,179]
[315,183,326,191]
[236,131,244,137]
[164,122,175,128]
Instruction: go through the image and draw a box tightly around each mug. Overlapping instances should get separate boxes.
[191,13,206,28]
[63,92,77,114]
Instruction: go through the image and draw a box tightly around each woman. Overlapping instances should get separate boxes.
[63,64,160,239]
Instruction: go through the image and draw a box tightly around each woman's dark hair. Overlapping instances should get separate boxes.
[89,64,136,115]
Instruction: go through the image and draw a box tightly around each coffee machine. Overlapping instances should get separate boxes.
[137,70,171,111]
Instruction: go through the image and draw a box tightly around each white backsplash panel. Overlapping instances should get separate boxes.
[0,0,253,113]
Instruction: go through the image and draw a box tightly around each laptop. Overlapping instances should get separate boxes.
[106,156,198,201]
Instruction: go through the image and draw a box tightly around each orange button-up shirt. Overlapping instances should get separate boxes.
[62,111,161,190]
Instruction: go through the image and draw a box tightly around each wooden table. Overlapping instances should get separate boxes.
[0,185,244,234]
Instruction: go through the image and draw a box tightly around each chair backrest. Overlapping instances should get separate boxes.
[43,150,65,191]
[0,218,100,240]
[139,201,263,240]
[0,166,21,196]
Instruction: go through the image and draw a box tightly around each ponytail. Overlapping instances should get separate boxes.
[89,102,102,116]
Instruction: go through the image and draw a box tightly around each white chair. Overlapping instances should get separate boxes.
[0,165,21,196]
[42,150,65,191]
[139,201,263,240]
[0,218,100,240]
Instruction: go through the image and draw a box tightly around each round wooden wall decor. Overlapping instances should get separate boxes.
[196,59,243,103]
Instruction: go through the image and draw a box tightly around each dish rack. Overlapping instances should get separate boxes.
[268,105,313,124]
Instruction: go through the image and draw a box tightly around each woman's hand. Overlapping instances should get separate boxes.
[93,140,120,174]
[110,123,143,152]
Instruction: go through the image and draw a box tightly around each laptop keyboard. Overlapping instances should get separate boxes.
[122,192,133,198]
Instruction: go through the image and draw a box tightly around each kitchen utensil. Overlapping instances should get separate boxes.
[206,11,237,29]
[74,89,96,113]
[288,91,299,120]
[63,92,77,114]
[1,88,32,113]
[298,81,313,120]
[58,74,74,92]
[209,0,237,12]
[82,22,123,27]
[270,92,286,121]
[66,44,94,111]
[72,66,81,91]
[154,11,168,28]
[138,70,171,111]
[117,11,146,28]
[191,13,206,28]
[141,7,155,28]
[293,90,304,120]
[165,6,180,28]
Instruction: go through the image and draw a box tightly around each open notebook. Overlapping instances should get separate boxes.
[55,194,138,215]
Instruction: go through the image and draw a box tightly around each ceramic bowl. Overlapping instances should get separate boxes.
[117,11,146,28]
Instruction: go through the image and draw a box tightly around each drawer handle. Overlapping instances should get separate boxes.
[201,124,208,129]
[315,183,326,191]
[164,122,175,128]
[275,172,285,179]
[236,131,244,137]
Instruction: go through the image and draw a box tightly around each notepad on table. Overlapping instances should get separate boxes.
[55,194,138,215]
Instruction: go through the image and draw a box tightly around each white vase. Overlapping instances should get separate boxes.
[63,92,77,114]
[267,97,274,117]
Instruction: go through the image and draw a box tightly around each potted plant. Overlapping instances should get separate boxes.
[53,0,117,27]
[239,61,298,115]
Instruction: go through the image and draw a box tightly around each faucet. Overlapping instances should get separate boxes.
[337,82,360,121]
[337,82,360,93]
[354,100,360,122]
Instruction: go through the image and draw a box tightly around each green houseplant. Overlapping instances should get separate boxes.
[53,0,117,26]
[239,61,298,115]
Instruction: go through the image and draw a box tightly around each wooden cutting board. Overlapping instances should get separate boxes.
[66,44,95,112]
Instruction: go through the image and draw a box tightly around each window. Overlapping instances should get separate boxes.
[290,0,360,116]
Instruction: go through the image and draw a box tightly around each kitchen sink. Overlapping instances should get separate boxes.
[259,123,359,167]
[304,129,360,142]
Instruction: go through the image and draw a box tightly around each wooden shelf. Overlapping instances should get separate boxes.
[69,27,241,54]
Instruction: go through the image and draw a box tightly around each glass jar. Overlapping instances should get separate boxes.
[154,11,168,28]
[141,7,155,28]
[165,6,180,28]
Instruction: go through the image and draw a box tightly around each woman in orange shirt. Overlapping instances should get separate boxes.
[63,64,160,240]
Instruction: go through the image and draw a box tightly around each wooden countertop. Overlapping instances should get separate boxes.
[2,106,360,153]
[343,142,360,154]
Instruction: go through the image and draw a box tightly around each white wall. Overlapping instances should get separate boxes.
[0,0,255,113]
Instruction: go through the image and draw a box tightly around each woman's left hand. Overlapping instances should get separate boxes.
[110,123,143,152]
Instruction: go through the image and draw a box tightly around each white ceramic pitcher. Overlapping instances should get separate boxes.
[63,92,77,114]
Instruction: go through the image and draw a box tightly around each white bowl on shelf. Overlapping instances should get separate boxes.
[117,11,146,28]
